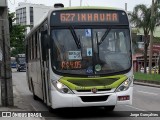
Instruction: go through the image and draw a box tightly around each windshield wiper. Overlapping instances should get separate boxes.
[98,27,111,45]
[69,27,81,49]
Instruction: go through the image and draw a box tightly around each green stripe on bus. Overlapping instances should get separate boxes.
[59,75,127,90]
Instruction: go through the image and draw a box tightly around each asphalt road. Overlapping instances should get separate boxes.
[12,69,160,120]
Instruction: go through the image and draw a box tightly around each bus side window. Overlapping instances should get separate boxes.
[30,37,32,60]
[37,30,40,59]
[33,35,35,59]
[35,32,38,59]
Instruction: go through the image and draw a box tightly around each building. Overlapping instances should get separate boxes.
[133,40,160,72]
[131,27,160,72]
[16,2,52,34]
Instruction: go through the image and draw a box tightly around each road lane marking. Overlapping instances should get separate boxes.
[125,105,146,111]
[31,103,38,111]
[136,90,158,95]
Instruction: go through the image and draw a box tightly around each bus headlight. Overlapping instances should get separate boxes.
[52,81,74,94]
[115,78,132,92]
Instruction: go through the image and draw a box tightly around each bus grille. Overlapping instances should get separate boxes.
[67,78,118,87]
[80,95,109,102]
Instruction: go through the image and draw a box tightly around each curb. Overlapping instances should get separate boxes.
[134,81,160,88]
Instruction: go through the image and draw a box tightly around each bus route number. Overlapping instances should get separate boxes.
[61,61,81,69]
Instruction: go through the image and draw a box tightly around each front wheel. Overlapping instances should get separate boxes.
[48,106,59,113]
[104,106,115,111]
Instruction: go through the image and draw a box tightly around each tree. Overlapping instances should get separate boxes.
[149,0,160,74]
[8,11,27,57]
[10,25,26,57]
[8,11,16,32]
[129,5,151,73]
[131,29,140,54]
[129,4,160,73]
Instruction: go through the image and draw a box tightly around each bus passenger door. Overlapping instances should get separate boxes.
[40,31,51,106]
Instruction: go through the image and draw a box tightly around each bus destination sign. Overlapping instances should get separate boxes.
[60,13,119,23]
[51,10,129,26]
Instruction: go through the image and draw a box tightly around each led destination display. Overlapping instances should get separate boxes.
[50,9,129,26]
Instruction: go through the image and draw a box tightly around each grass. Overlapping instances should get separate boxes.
[134,72,160,82]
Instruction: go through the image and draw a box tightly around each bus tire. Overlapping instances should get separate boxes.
[48,106,54,113]
[104,106,115,111]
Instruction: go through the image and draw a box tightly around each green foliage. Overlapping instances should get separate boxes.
[153,37,160,43]
[128,4,151,36]
[9,11,27,57]
[8,11,16,32]
[129,3,160,73]
[134,72,160,82]
[10,25,26,57]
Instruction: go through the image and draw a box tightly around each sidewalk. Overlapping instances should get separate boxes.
[0,85,44,120]
[134,81,160,88]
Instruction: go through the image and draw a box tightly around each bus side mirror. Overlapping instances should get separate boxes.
[41,30,49,61]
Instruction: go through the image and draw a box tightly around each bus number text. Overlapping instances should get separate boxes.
[61,61,82,69]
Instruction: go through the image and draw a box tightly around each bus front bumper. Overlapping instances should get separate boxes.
[50,87,133,109]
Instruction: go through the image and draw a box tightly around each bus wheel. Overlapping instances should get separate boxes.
[104,106,115,111]
[48,106,60,113]
[48,106,56,113]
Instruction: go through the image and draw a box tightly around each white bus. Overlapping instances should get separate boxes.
[25,5,133,111]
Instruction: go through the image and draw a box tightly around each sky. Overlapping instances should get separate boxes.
[8,0,152,12]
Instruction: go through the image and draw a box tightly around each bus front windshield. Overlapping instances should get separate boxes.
[51,27,131,76]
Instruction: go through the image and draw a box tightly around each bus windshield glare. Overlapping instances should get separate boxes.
[51,28,131,75]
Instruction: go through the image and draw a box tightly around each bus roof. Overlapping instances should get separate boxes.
[61,6,123,11]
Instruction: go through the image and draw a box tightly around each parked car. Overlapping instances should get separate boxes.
[11,57,16,68]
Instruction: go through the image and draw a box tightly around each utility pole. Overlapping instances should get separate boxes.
[149,0,154,74]
[0,0,13,106]
[125,3,127,11]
